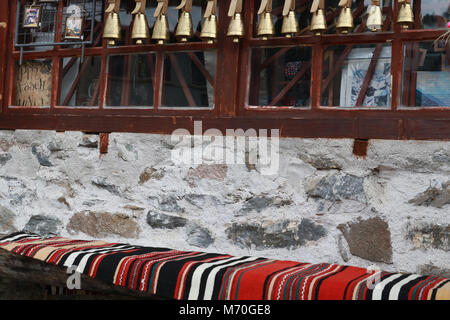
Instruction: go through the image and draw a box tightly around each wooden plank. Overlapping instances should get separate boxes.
[0,114,448,141]
[0,248,162,299]
[0,0,10,114]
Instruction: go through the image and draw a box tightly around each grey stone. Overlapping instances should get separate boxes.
[0,153,12,166]
[306,173,366,203]
[146,211,188,229]
[0,205,17,233]
[79,135,98,148]
[31,144,53,167]
[67,211,141,238]
[408,183,450,209]
[185,194,222,209]
[158,195,185,213]
[338,217,393,264]
[337,235,350,262]
[297,218,327,244]
[406,223,450,251]
[298,153,342,170]
[417,264,450,279]
[237,195,292,214]
[226,219,326,250]
[186,224,214,248]
[47,141,64,152]
[306,173,366,202]
[23,215,62,237]
[91,177,120,196]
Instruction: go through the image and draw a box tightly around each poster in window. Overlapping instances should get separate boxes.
[340,46,391,107]
[23,5,41,28]
[15,61,52,107]
[64,16,84,40]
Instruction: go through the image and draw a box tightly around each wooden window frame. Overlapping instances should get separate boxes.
[0,0,449,140]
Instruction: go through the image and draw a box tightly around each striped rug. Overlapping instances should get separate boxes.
[1,232,449,300]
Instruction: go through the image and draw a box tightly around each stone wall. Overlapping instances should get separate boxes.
[0,129,449,278]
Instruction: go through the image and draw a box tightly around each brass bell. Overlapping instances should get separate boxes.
[103,12,121,46]
[132,12,150,44]
[367,4,382,32]
[175,11,193,42]
[152,14,169,44]
[336,7,353,34]
[281,10,299,37]
[397,2,414,29]
[200,14,218,43]
[310,9,326,35]
[227,13,245,42]
[257,12,275,40]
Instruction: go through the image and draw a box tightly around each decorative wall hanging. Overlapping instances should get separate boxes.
[227,0,244,42]
[281,0,299,37]
[131,0,150,44]
[397,0,414,29]
[175,0,194,42]
[336,0,353,34]
[257,0,275,40]
[310,0,326,35]
[152,0,169,44]
[200,0,218,43]
[103,0,121,45]
[64,4,84,40]
[367,0,382,32]
[23,5,42,28]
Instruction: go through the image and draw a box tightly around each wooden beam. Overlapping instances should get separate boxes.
[0,247,162,299]
[168,53,196,107]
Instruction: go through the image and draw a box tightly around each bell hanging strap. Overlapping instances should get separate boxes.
[106,0,121,13]
[154,0,169,17]
[204,0,217,18]
[282,0,295,17]
[257,0,272,15]
[310,0,325,13]
[176,0,193,13]
[338,0,352,8]
[228,0,243,17]
[132,0,147,14]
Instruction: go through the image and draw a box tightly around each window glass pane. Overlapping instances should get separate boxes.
[254,0,393,37]
[161,51,216,108]
[116,0,219,45]
[59,56,101,107]
[16,1,103,51]
[322,43,392,108]
[17,2,57,51]
[402,41,450,107]
[411,0,449,29]
[60,0,104,48]
[249,47,312,107]
[105,54,156,107]
[13,59,53,107]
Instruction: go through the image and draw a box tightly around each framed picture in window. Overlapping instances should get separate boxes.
[23,5,41,28]
[64,16,84,40]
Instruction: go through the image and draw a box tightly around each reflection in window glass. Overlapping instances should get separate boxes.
[106,54,156,107]
[249,47,311,107]
[161,51,216,108]
[412,0,449,29]
[402,41,450,107]
[13,59,53,107]
[59,56,101,107]
[322,44,392,108]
